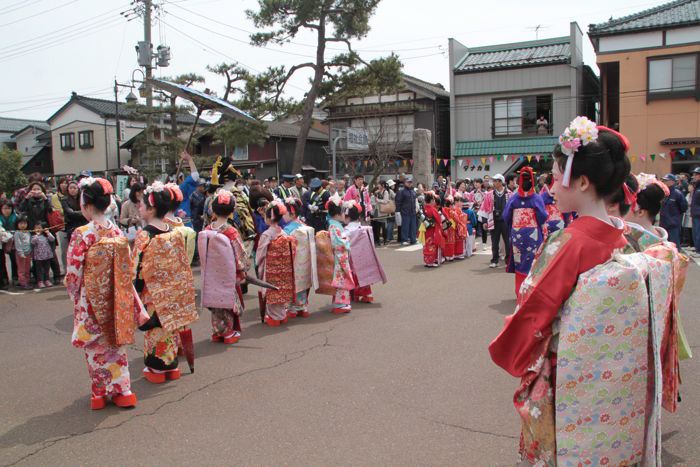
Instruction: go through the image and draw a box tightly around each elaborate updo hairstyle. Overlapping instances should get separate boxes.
[80,178,112,212]
[144,183,172,219]
[637,184,666,221]
[345,202,361,222]
[211,191,236,217]
[553,126,630,198]
[424,191,437,204]
[327,199,343,217]
[606,174,639,217]
[284,198,303,218]
[443,195,454,207]
[165,183,184,212]
[265,200,287,223]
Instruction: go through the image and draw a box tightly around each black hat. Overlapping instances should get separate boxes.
[269,176,278,182]
[282,174,295,182]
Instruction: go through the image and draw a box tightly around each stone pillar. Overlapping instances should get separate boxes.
[412,128,432,188]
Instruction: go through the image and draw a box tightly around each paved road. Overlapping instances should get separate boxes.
[1,243,699,466]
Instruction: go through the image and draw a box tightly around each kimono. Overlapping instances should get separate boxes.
[328,219,355,312]
[452,206,468,260]
[256,224,296,322]
[441,207,456,261]
[165,216,196,264]
[488,216,670,465]
[284,220,317,316]
[422,204,445,267]
[503,188,547,298]
[199,224,248,341]
[133,226,198,378]
[345,222,384,303]
[66,221,144,399]
[463,208,478,257]
[624,222,691,414]
[539,188,565,238]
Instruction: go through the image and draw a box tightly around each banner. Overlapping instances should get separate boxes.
[116,175,129,197]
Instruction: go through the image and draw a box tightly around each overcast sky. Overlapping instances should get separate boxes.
[0,0,666,121]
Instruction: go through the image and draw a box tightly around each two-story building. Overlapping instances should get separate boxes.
[196,121,329,181]
[589,0,700,175]
[47,92,200,176]
[12,123,52,175]
[448,22,599,179]
[323,74,450,178]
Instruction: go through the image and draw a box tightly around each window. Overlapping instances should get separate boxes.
[232,145,248,161]
[78,130,94,149]
[60,132,75,150]
[648,54,699,99]
[493,95,552,137]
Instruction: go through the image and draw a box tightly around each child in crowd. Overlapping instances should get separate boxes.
[452,193,468,260]
[441,196,456,261]
[283,198,315,318]
[326,194,355,313]
[199,191,248,343]
[422,191,445,267]
[256,200,296,326]
[463,202,478,257]
[14,216,32,289]
[31,222,55,288]
[345,201,374,303]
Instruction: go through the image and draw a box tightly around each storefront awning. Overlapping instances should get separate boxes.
[455,136,558,157]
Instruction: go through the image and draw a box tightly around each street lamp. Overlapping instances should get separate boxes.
[114,69,147,171]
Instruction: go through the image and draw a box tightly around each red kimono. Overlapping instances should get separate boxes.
[489,216,627,463]
[423,204,445,266]
[441,207,456,261]
[453,208,468,259]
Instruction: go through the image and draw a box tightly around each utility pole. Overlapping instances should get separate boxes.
[143,0,153,169]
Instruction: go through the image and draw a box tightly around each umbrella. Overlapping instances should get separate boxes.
[258,291,266,324]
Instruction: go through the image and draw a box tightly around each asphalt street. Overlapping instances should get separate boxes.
[0,242,699,466]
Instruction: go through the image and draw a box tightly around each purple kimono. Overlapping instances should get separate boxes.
[503,191,547,276]
[540,190,566,236]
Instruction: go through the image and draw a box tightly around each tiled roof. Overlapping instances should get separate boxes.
[455,37,571,73]
[48,93,207,126]
[454,136,559,157]
[589,0,700,36]
[402,74,449,98]
[265,121,328,141]
[0,117,48,133]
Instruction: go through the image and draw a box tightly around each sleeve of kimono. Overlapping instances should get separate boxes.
[533,194,548,226]
[226,229,248,282]
[502,195,515,229]
[132,231,150,293]
[256,230,271,278]
[488,232,580,377]
[64,229,88,305]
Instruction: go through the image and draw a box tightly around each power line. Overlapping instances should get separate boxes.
[0,0,80,28]
[0,0,44,17]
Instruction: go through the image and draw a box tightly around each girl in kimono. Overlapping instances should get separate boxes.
[164,183,196,264]
[134,183,196,384]
[326,194,355,314]
[66,177,145,410]
[204,191,248,343]
[540,173,566,237]
[344,201,374,303]
[452,193,468,260]
[421,191,444,267]
[256,200,294,326]
[489,117,642,465]
[283,198,312,318]
[441,196,456,261]
[623,174,671,246]
[503,166,547,298]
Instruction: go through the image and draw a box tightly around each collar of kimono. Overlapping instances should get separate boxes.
[568,215,625,245]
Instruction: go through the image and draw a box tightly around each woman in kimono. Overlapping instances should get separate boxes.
[452,193,468,260]
[283,197,312,318]
[344,201,374,303]
[256,200,295,326]
[326,194,355,314]
[488,118,661,465]
[66,177,145,409]
[421,191,444,267]
[441,196,456,261]
[539,173,566,237]
[503,166,548,298]
[134,182,197,384]
[203,191,248,343]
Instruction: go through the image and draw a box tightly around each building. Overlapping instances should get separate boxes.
[196,121,329,181]
[12,123,52,175]
[589,0,700,174]
[47,92,200,176]
[448,22,599,179]
[322,74,450,178]
[0,117,47,148]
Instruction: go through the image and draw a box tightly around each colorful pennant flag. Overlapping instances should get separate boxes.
[691,148,697,156]
[650,154,656,161]
[640,154,647,162]
[481,157,487,165]
[535,155,541,162]
[489,156,495,164]
[659,152,666,159]
[527,155,532,162]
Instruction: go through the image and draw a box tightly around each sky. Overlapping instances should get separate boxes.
[0,0,670,121]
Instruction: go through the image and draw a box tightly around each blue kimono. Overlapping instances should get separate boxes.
[540,190,565,236]
[503,191,547,276]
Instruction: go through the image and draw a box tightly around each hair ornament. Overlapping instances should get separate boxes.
[79,176,96,189]
[325,192,343,210]
[636,173,670,197]
[216,190,232,205]
[558,116,599,187]
[622,182,638,211]
[270,198,288,215]
[165,183,184,202]
[343,200,361,213]
[96,178,114,195]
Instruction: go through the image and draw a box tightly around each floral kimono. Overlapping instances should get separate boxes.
[284,220,317,316]
[345,221,373,303]
[489,217,628,465]
[328,218,355,312]
[422,205,445,267]
[133,226,198,377]
[66,221,144,399]
[540,188,565,237]
[165,216,197,265]
[452,206,468,260]
[256,225,296,321]
[441,206,456,261]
